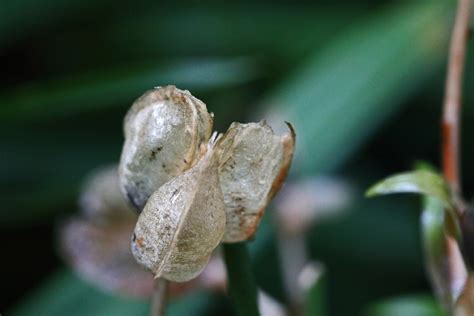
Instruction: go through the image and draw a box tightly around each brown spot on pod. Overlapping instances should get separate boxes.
[131,135,226,282]
[119,85,213,211]
[217,121,295,243]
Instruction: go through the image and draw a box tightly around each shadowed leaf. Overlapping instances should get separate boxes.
[365,295,446,316]
[366,170,453,210]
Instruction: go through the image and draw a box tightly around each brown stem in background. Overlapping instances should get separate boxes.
[150,278,168,316]
[441,0,472,313]
[442,0,471,201]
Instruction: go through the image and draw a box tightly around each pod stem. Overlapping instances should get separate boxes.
[439,0,472,313]
[442,0,471,200]
[150,278,168,316]
[223,242,260,316]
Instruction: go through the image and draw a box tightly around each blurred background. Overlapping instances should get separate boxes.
[1,0,473,315]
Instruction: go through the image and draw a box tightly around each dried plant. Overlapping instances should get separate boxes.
[118,85,295,315]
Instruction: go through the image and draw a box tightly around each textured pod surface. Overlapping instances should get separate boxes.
[79,165,136,223]
[218,121,295,242]
[119,85,213,211]
[131,138,226,282]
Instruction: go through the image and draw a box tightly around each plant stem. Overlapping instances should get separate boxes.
[223,242,260,316]
[442,0,471,199]
[150,278,168,316]
[440,0,472,313]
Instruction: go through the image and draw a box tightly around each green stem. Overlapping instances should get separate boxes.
[150,278,168,316]
[223,242,260,316]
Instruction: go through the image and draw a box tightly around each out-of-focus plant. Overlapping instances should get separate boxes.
[274,177,352,314]
[364,295,446,316]
[367,0,473,314]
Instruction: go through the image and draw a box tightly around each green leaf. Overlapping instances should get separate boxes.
[366,170,453,210]
[306,183,425,315]
[421,197,446,262]
[0,58,258,122]
[0,0,113,47]
[9,269,215,316]
[36,5,361,72]
[262,2,451,176]
[9,269,148,316]
[364,295,446,316]
[421,195,452,310]
[303,265,327,316]
[223,243,260,316]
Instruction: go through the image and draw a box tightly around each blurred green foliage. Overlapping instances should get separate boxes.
[364,295,446,316]
[2,0,472,315]
[9,269,219,316]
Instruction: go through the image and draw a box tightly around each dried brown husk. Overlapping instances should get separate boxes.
[119,85,213,211]
[131,136,226,282]
[218,121,295,242]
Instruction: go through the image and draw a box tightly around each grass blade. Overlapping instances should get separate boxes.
[262,2,451,176]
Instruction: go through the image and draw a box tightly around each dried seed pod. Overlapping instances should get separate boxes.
[218,121,295,242]
[119,85,213,211]
[131,135,226,282]
[79,165,136,223]
[60,218,154,297]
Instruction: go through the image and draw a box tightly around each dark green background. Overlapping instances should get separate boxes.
[1,0,471,315]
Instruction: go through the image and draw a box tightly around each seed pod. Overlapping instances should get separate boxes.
[119,85,213,211]
[60,163,226,298]
[218,121,295,242]
[60,218,154,297]
[131,135,226,282]
[80,165,136,223]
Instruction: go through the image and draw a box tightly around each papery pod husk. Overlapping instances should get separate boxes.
[59,218,154,297]
[131,136,226,282]
[60,217,226,298]
[119,85,213,211]
[80,165,136,223]
[218,121,295,242]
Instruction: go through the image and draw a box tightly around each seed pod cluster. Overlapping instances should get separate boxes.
[60,165,228,297]
[120,86,295,282]
[132,135,226,282]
